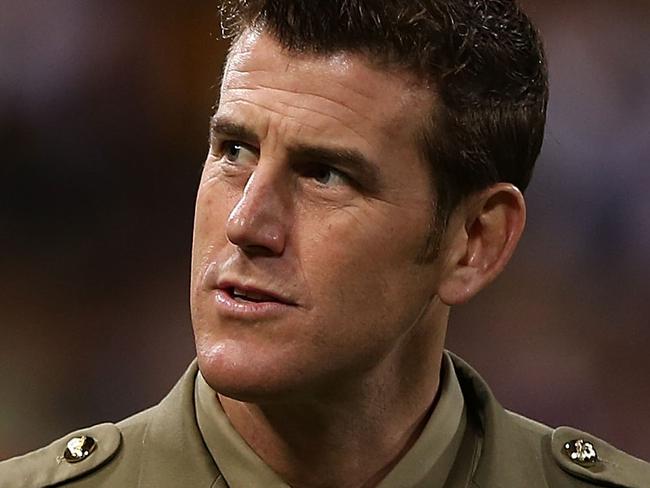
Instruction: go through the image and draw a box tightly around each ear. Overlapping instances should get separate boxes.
[437,184,526,305]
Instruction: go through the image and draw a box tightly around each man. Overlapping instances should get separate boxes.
[2,0,648,487]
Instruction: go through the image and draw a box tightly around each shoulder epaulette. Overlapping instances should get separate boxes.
[552,426,650,488]
[0,423,121,488]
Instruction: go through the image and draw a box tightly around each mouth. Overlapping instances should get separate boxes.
[226,286,284,304]
[212,282,297,319]
[216,281,296,306]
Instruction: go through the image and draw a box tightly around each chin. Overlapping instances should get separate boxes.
[195,340,318,404]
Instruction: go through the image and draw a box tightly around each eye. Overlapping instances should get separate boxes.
[303,164,348,187]
[220,141,258,165]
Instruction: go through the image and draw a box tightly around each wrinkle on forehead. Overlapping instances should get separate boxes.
[222,85,372,142]
[227,83,372,122]
[218,97,325,134]
[218,31,436,177]
[218,99,371,148]
[225,31,429,115]
[227,67,377,106]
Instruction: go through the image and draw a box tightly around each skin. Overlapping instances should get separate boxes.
[190,29,526,488]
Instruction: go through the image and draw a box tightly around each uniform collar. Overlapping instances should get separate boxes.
[195,352,466,488]
[135,353,553,488]
[136,360,222,488]
[195,373,289,487]
[376,352,467,488]
[449,352,554,488]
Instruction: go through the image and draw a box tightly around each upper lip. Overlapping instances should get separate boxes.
[216,279,297,305]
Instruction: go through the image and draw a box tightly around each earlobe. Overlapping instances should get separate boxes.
[437,184,526,306]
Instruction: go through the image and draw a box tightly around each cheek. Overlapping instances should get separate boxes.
[190,182,235,303]
[304,207,428,279]
[300,211,434,329]
[192,180,236,256]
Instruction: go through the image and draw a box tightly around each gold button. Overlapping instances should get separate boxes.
[63,435,97,463]
[563,439,599,466]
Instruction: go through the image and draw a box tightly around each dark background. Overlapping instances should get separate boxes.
[2,0,649,461]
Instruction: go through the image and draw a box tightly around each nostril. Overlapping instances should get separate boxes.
[238,244,282,258]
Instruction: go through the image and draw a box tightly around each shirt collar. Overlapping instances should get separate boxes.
[195,352,465,488]
[376,352,467,488]
[195,373,288,487]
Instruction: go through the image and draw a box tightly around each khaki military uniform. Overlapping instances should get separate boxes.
[1,353,648,487]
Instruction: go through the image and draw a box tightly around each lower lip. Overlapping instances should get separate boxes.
[213,289,293,319]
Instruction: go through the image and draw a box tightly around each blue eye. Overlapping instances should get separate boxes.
[221,141,257,165]
[224,142,242,161]
[304,164,348,187]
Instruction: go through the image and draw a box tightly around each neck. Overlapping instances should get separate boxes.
[219,309,448,488]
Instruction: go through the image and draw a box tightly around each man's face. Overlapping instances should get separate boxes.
[191,31,447,401]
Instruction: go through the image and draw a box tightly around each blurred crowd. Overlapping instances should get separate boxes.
[2,0,649,461]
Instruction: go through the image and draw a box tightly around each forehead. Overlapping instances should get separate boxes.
[218,30,433,153]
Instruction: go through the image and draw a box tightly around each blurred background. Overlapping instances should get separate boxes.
[1,0,649,461]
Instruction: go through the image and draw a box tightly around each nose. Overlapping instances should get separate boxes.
[225,169,289,256]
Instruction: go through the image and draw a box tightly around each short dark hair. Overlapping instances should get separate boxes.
[220,0,548,225]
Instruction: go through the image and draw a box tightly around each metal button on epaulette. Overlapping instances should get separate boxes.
[63,435,97,463]
[563,439,599,467]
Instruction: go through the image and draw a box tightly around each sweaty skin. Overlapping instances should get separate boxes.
[190,30,454,487]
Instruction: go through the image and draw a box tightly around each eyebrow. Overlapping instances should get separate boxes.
[209,115,381,191]
[210,115,260,146]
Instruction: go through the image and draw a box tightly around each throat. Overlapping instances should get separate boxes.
[217,388,435,488]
